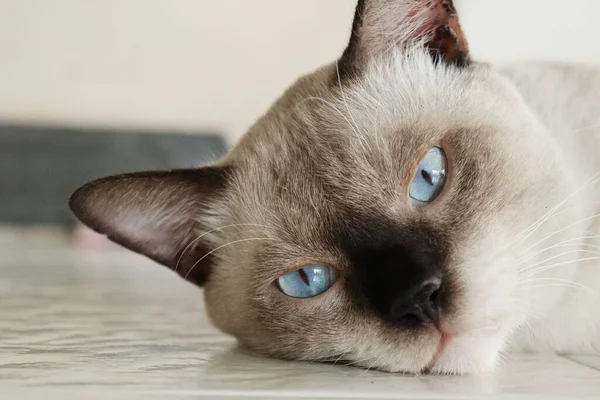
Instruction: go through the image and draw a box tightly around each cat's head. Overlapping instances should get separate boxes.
[70,0,587,374]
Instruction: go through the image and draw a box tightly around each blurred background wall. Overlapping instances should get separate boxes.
[2,0,600,143]
[1,0,599,231]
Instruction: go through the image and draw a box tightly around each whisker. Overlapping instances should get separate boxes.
[331,351,350,366]
[521,256,600,278]
[342,355,379,368]
[513,171,599,240]
[293,95,371,156]
[521,278,600,298]
[515,235,600,266]
[519,213,600,257]
[360,355,384,376]
[174,223,272,273]
[184,237,277,280]
[511,171,600,248]
[478,171,600,270]
[518,249,600,274]
[335,60,363,141]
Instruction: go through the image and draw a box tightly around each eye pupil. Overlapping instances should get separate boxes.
[421,169,433,185]
[298,268,310,285]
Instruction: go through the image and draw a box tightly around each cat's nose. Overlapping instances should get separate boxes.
[389,275,442,325]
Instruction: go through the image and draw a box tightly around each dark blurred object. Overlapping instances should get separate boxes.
[0,124,228,227]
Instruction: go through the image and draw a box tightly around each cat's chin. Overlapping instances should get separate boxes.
[425,332,505,375]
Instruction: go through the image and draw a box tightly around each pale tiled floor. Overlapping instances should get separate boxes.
[1,230,599,399]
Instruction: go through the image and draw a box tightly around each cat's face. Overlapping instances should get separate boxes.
[70,0,587,374]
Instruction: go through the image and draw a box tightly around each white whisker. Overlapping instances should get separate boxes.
[335,60,362,139]
[519,213,600,256]
[174,223,272,272]
[520,256,600,278]
[518,249,600,274]
[521,278,600,298]
[515,235,600,267]
[516,172,598,239]
[184,237,277,280]
[511,171,600,249]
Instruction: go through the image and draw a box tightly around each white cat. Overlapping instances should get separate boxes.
[69,0,600,374]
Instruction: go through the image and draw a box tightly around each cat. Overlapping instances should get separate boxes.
[69,0,600,374]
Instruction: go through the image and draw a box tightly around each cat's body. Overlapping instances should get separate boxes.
[69,1,600,374]
[500,63,600,353]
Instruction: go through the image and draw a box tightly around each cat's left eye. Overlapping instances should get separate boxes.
[276,265,338,298]
[409,146,448,206]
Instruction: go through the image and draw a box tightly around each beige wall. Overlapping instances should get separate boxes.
[1,1,599,143]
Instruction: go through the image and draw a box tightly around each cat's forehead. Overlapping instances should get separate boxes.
[227,52,506,217]
[232,52,501,171]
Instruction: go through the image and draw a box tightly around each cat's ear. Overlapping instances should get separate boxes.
[339,0,470,77]
[69,167,230,286]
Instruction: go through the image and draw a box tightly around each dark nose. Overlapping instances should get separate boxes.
[344,228,447,328]
[390,276,442,325]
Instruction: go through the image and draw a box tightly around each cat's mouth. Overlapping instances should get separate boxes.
[425,332,453,372]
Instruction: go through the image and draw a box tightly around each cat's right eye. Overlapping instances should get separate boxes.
[276,265,338,298]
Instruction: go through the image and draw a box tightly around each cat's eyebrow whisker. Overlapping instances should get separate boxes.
[174,223,273,273]
[184,237,277,280]
[294,95,371,154]
[296,96,354,131]
[335,60,363,140]
[252,202,288,233]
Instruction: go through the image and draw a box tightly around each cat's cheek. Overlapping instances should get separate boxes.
[448,280,515,334]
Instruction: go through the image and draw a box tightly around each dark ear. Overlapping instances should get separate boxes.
[69,167,230,286]
[339,0,470,77]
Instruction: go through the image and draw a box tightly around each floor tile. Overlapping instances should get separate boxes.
[1,235,599,399]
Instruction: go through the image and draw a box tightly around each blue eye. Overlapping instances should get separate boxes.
[409,146,448,206]
[277,265,338,298]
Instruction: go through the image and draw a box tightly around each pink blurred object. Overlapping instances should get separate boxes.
[72,224,117,249]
